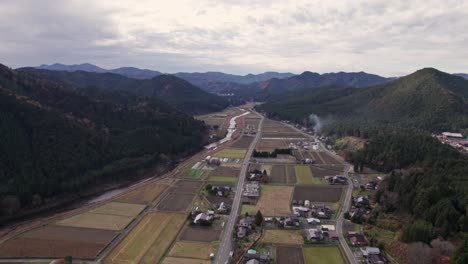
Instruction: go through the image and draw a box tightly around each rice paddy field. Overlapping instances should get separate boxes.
[302,246,345,264]
[116,182,168,205]
[104,212,186,264]
[261,230,304,245]
[242,185,293,216]
[295,165,322,185]
[168,241,216,260]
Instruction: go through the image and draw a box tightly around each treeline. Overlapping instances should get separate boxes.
[253,148,292,158]
[349,129,468,238]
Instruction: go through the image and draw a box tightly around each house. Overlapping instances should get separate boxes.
[217,202,230,214]
[304,200,310,207]
[442,132,464,139]
[239,216,254,228]
[356,196,370,208]
[350,234,368,246]
[246,259,260,264]
[292,206,310,217]
[320,225,335,236]
[361,247,381,256]
[194,213,213,225]
[306,217,321,224]
[367,254,386,264]
[242,182,260,199]
[237,226,247,238]
[366,181,378,190]
[284,216,300,228]
[244,249,268,263]
[329,232,339,240]
[304,228,324,241]
[329,175,347,185]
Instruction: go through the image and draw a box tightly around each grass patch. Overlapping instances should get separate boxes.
[185,169,204,179]
[208,176,238,183]
[303,246,344,264]
[214,148,247,159]
[261,230,303,245]
[169,241,216,260]
[295,165,322,185]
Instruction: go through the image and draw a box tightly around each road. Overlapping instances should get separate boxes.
[215,111,264,264]
[281,122,358,264]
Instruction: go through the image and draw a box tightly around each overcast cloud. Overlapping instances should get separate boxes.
[1,0,467,76]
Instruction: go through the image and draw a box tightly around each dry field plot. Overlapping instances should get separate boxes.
[179,226,221,242]
[157,193,195,212]
[168,180,203,193]
[303,246,345,264]
[89,202,146,217]
[55,213,133,231]
[320,151,343,164]
[206,195,233,206]
[256,138,291,151]
[168,241,216,260]
[295,165,322,185]
[231,136,254,148]
[0,226,116,259]
[214,148,247,159]
[261,230,303,245]
[162,257,211,264]
[310,165,343,178]
[116,182,167,205]
[270,165,286,183]
[209,166,240,177]
[310,151,325,164]
[244,185,293,216]
[104,212,185,264]
[293,186,343,202]
[277,247,305,264]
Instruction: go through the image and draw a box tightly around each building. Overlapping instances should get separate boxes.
[350,234,368,246]
[242,181,260,204]
[306,217,321,224]
[329,175,347,185]
[442,132,464,139]
[356,196,370,208]
[304,228,324,241]
[194,213,213,225]
[320,224,335,236]
[217,202,230,214]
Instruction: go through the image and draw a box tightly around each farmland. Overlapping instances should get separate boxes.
[207,176,238,183]
[310,165,343,178]
[104,212,185,264]
[293,186,343,202]
[162,257,211,264]
[179,226,221,242]
[261,120,305,138]
[168,180,203,193]
[295,165,322,185]
[209,166,240,177]
[214,148,247,159]
[0,226,116,258]
[270,165,287,183]
[89,202,146,217]
[261,230,304,245]
[55,213,134,231]
[242,185,293,216]
[255,138,293,152]
[157,193,195,212]
[168,241,216,260]
[277,247,305,264]
[302,246,345,264]
[231,136,254,148]
[116,182,167,205]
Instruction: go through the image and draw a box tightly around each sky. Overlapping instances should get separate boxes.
[1,0,468,76]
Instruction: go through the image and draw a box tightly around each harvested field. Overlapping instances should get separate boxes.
[320,152,342,164]
[116,182,167,205]
[245,185,293,216]
[104,212,186,264]
[168,241,215,260]
[231,136,254,148]
[162,257,211,264]
[0,226,116,258]
[294,186,343,202]
[310,166,342,178]
[55,212,133,231]
[270,165,286,183]
[157,193,195,212]
[310,151,325,164]
[210,166,240,177]
[277,246,305,264]
[168,180,203,193]
[207,176,238,183]
[89,202,146,217]
[179,226,221,242]
[256,139,291,152]
[303,246,344,264]
[262,131,304,138]
[261,230,303,245]
[286,166,297,183]
[214,148,247,159]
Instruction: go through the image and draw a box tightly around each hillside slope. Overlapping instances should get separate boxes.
[19,68,229,114]
[259,68,468,133]
[0,64,207,218]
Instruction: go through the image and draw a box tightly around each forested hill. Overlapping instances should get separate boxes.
[18,68,230,115]
[258,68,468,134]
[259,71,392,98]
[0,64,207,219]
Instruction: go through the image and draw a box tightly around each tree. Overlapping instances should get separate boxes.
[255,210,263,226]
[453,237,468,264]
[407,242,432,264]
[262,169,267,177]
[401,220,434,243]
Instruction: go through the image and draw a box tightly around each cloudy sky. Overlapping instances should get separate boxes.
[1,0,467,76]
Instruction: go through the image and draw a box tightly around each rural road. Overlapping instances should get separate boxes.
[281,121,358,264]
[215,111,264,264]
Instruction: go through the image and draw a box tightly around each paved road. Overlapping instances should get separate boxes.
[215,111,264,264]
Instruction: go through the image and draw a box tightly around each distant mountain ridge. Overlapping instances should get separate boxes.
[455,73,468,80]
[260,71,395,98]
[21,68,229,115]
[37,63,162,79]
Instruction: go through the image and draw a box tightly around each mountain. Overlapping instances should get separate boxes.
[260,71,393,98]
[259,68,468,133]
[19,68,229,115]
[455,73,468,80]
[174,71,295,84]
[0,63,208,218]
[37,63,161,79]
